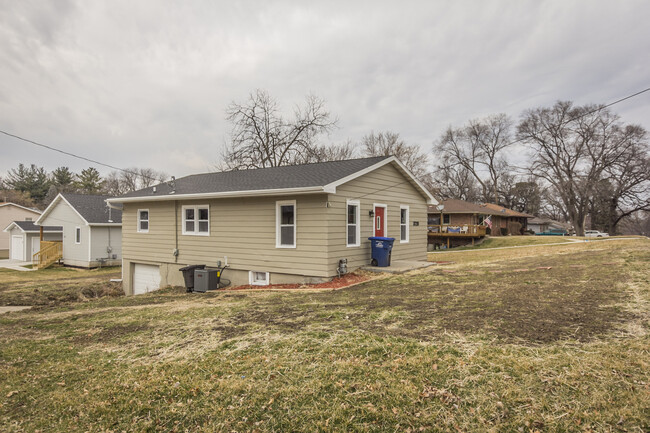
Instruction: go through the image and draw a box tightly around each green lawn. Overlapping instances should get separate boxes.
[452,235,573,250]
[1,240,649,431]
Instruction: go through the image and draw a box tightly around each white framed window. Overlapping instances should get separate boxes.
[75,227,81,244]
[346,199,360,247]
[443,214,450,225]
[400,205,409,243]
[249,271,269,286]
[276,200,296,248]
[182,205,210,236]
[137,209,149,233]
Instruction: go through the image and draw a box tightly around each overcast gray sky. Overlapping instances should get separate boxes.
[1,0,649,179]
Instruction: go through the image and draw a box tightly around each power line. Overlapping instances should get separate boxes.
[1,86,648,186]
[358,87,650,200]
[0,130,164,182]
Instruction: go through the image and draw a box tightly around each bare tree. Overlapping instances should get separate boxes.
[362,131,434,192]
[296,141,358,164]
[220,90,338,170]
[433,164,481,201]
[103,168,167,196]
[517,101,647,235]
[435,114,514,203]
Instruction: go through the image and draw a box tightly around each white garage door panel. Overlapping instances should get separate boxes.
[133,264,161,295]
[11,236,24,261]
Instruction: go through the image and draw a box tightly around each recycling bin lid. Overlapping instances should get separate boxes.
[368,236,395,241]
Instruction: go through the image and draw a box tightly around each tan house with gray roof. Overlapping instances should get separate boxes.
[107,156,437,295]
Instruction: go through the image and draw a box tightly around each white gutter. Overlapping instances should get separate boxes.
[106,186,329,204]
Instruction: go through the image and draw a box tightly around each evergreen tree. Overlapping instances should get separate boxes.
[3,163,51,203]
[75,167,105,194]
[51,167,76,191]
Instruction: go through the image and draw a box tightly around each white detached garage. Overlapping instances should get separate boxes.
[3,221,63,262]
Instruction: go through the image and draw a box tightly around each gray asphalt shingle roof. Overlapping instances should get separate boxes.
[62,194,122,224]
[12,221,62,232]
[119,156,392,199]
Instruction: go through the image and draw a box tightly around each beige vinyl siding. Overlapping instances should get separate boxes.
[0,205,41,252]
[122,194,330,278]
[327,163,428,274]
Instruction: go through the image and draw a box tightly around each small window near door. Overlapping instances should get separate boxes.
[138,209,149,233]
[249,271,269,286]
[276,200,296,248]
[346,200,360,247]
[400,205,409,243]
[75,227,81,244]
[443,214,450,225]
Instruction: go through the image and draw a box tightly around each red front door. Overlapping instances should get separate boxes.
[374,206,385,237]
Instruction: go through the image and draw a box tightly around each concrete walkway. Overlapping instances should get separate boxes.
[0,306,32,315]
[361,260,437,274]
[0,259,34,271]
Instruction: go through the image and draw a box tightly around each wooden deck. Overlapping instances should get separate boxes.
[427,225,487,238]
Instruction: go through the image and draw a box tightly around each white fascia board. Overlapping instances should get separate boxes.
[35,194,90,226]
[89,223,122,227]
[0,202,42,214]
[2,222,23,233]
[107,186,328,204]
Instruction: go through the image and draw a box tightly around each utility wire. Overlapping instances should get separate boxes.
[1,86,648,187]
[0,130,164,182]
[356,86,650,200]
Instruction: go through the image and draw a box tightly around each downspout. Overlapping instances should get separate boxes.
[174,200,179,263]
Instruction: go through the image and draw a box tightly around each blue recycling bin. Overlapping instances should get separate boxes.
[368,236,395,267]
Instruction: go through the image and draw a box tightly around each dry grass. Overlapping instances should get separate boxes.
[0,239,648,431]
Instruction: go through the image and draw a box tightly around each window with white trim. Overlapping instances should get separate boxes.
[276,200,296,248]
[400,205,409,243]
[443,214,450,225]
[346,200,360,247]
[137,209,149,233]
[249,271,269,286]
[182,205,210,235]
[75,227,81,244]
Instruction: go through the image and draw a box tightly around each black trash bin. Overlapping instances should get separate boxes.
[179,264,206,292]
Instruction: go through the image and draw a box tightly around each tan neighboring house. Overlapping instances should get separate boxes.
[36,193,122,268]
[107,156,437,295]
[3,221,62,262]
[0,203,42,259]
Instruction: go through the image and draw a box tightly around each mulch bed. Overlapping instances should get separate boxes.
[227,272,371,291]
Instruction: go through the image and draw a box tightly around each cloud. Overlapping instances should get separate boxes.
[1,0,648,179]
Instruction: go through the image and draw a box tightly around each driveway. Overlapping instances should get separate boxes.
[0,259,34,271]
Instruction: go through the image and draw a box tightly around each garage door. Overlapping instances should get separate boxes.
[11,236,24,261]
[132,264,161,295]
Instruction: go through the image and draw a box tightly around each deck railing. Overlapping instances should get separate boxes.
[427,224,487,236]
[32,241,63,269]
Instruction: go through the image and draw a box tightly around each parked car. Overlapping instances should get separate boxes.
[584,230,609,238]
[535,228,567,236]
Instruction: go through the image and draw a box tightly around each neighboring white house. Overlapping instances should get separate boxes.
[0,203,42,259]
[3,221,62,262]
[35,193,122,268]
